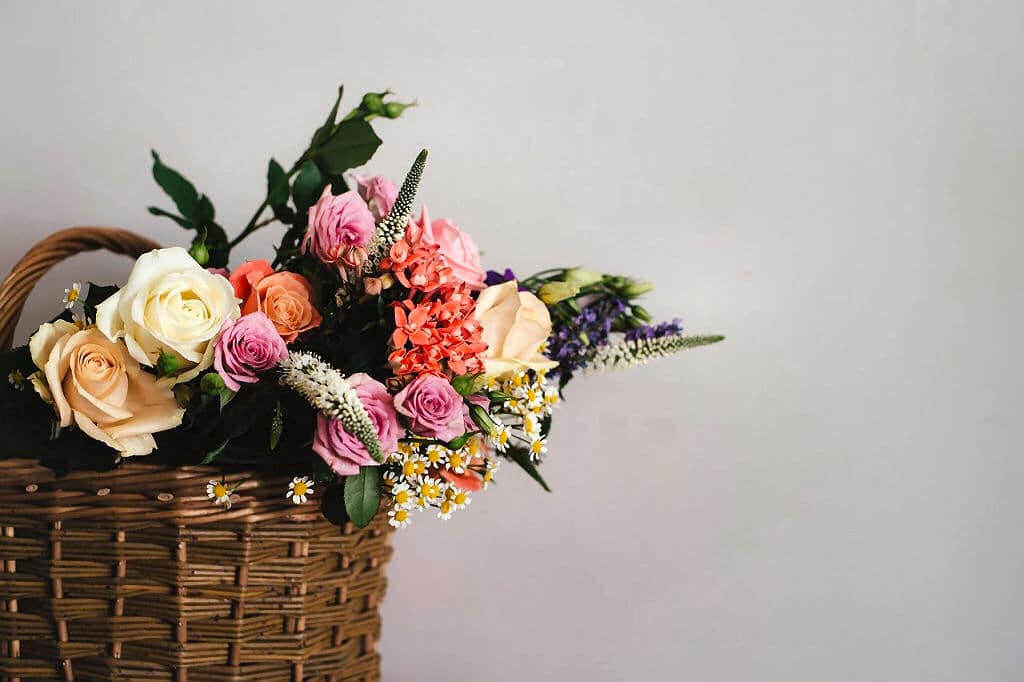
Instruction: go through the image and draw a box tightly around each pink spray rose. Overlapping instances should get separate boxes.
[410,206,486,290]
[302,187,376,271]
[213,312,288,392]
[350,173,398,222]
[394,373,466,440]
[313,373,400,476]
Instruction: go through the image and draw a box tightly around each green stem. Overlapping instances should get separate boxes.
[228,156,308,250]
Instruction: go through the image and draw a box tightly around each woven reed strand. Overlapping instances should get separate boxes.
[0,229,393,681]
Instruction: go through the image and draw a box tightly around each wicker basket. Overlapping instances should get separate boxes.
[0,228,393,682]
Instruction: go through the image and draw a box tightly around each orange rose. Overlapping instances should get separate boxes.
[239,268,321,343]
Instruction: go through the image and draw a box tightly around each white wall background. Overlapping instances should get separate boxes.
[2,1,1022,680]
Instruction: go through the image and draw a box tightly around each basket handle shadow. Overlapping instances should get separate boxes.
[0,227,160,350]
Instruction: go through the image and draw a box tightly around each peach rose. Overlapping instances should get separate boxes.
[29,320,184,457]
[474,280,558,376]
[237,263,322,343]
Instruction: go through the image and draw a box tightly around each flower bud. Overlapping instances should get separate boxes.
[360,91,387,115]
[156,350,180,377]
[383,100,417,119]
[200,372,226,395]
[189,241,209,267]
[631,305,653,323]
[469,403,498,437]
[564,268,603,288]
[538,281,580,304]
[623,279,654,297]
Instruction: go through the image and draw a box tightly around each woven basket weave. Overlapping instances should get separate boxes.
[0,228,393,682]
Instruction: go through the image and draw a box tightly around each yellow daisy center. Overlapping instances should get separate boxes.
[213,483,228,498]
[292,481,308,496]
[394,509,408,522]
[395,489,410,505]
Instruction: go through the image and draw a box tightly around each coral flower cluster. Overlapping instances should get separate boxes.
[382,223,487,378]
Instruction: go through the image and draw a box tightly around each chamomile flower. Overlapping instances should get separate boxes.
[382,468,400,487]
[448,487,471,510]
[436,497,455,521]
[400,451,428,479]
[528,437,548,461]
[417,477,443,505]
[482,459,500,489]
[389,507,413,528]
[286,476,314,504]
[391,481,415,509]
[523,384,544,410]
[446,450,466,474]
[522,413,541,439]
[543,387,561,412]
[464,435,482,457]
[7,370,25,391]
[424,444,448,467]
[490,424,511,453]
[62,282,82,310]
[206,480,232,509]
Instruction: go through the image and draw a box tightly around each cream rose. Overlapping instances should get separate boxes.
[474,280,558,376]
[29,320,185,457]
[96,247,241,383]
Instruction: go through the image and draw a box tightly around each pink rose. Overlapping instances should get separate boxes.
[313,373,400,475]
[410,207,486,290]
[302,187,376,271]
[350,173,398,222]
[214,312,288,392]
[394,374,466,440]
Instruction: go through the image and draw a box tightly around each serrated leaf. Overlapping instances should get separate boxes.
[343,466,381,528]
[151,151,200,219]
[507,445,551,492]
[292,160,324,215]
[267,159,289,207]
[315,119,382,175]
[269,401,283,450]
[200,438,230,465]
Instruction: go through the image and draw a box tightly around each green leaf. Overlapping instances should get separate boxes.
[219,388,236,411]
[267,159,289,207]
[269,401,283,450]
[320,483,349,527]
[343,466,381,528]
[151,151,199,219]
[147,206,193,229]
[315,119,382,175]
[195,195,216,223]
[311,456,335,483]
[311,85,344,149]
[292,160,324,215]
[200,438,230,465]
[507,445,552,492]
[446,431,478,451]
[451,373,482,396]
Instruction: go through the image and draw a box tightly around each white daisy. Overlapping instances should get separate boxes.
[206,480,232,509]
[528,437,548,461]
[436,498,455,521]
[286,476,314,504]
[388,507,413,529]
[62,282,82,310]
[490,424,512,453]
[448,487,471,510]
[391,481,415,509]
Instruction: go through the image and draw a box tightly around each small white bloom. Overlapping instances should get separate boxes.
[206,480,232,509]
[391,481,415,509]
[436,497,455,521]
[490,424,512,453]
[62,282,82,310]
[388,507,413,528]
[449,487,472,510]
[529,437,548,461]
[286,476,314,504]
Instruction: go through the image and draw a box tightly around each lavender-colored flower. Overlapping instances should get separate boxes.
[547,297,629,377]
[625,318,683,341]
[485,268,517,287]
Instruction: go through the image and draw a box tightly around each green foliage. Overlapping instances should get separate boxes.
[450,373,483,396]
[269,401,283,450]
[291,161,324,216]
[506,445,552,492]
[155,350,179,377]
[320,483,350,527]
[267,159,290,208]
[83,283,118,322]
[343,466,381,528]
[148,151,230,268]
[315,119,383,176]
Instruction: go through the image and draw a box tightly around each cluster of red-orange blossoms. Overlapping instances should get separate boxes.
[381,225,488,378]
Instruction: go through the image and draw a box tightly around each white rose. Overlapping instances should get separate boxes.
[96,247,240,384]
[474,280,558,377]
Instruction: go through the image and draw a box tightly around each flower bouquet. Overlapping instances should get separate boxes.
[0,86,721,679]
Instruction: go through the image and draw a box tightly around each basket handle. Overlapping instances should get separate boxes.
[0,227,161,350]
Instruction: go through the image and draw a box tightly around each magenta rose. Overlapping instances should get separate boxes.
[350,173,398,222]
[302,187,376,271]
[394,374,466,440]
[412,207,486,290]
[213,312,288,392]
[313,373,400,476]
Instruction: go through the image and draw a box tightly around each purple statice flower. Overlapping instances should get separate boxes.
[485,268,517,286]
[625,318,683,341]
[547,297,629,377]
